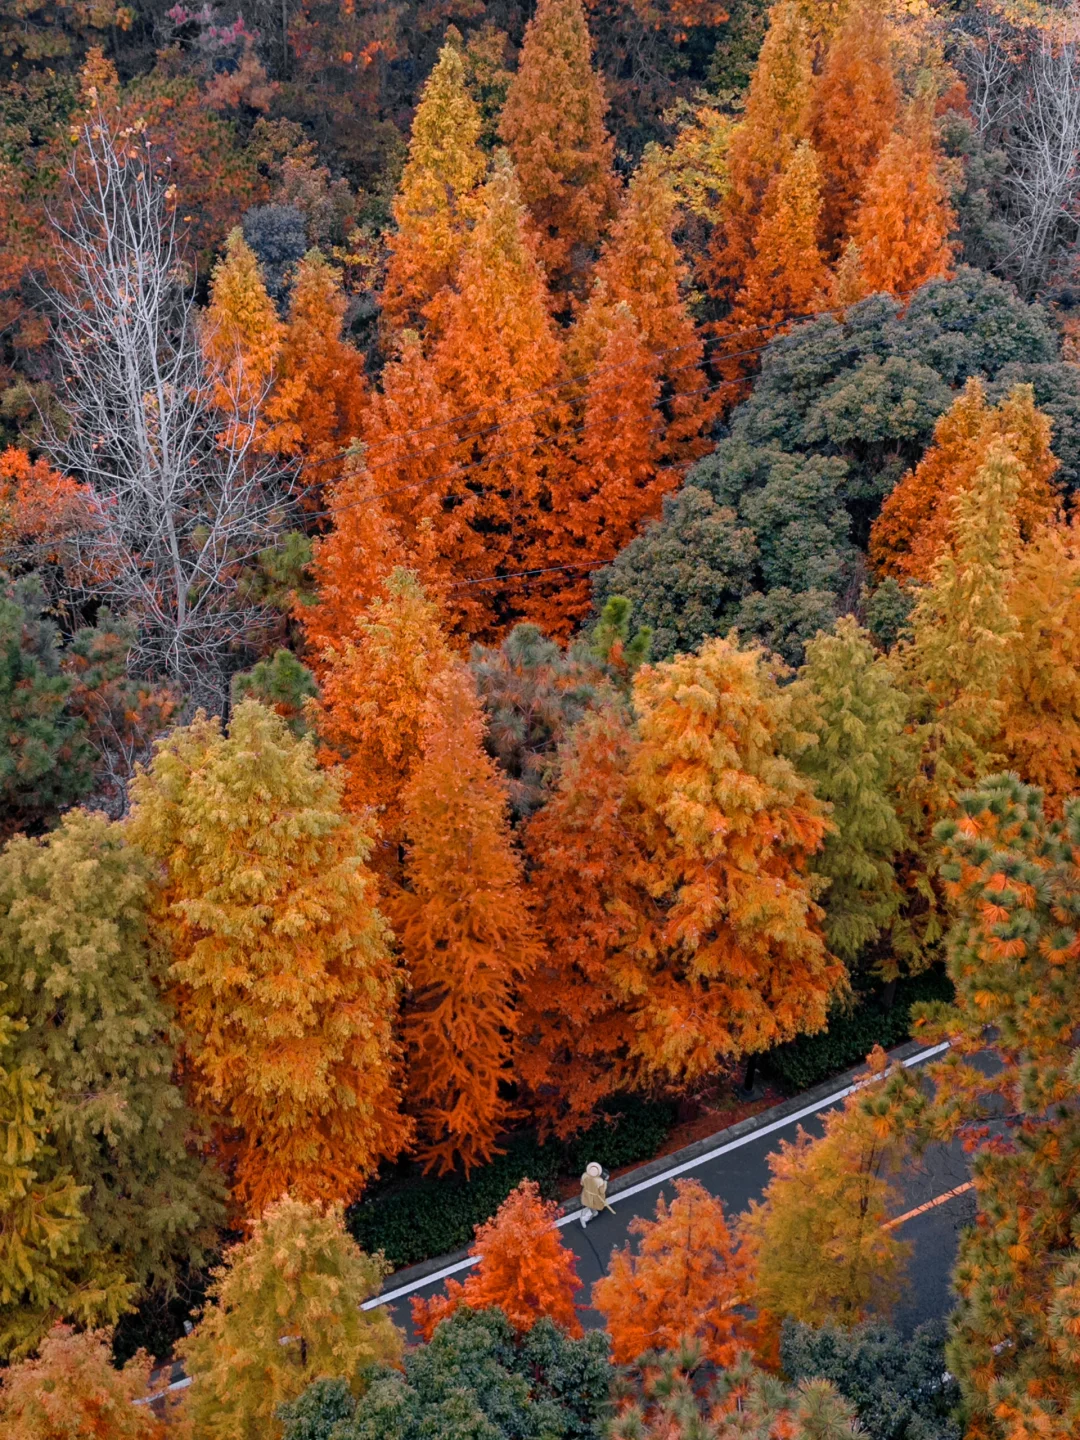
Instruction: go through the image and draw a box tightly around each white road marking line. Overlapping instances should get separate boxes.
[361,1039,951,1310]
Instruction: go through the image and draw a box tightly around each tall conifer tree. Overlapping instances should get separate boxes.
[871,381,1059,585]
[0,810,222,1298]
[397,666,540,1175]
[381,41,487,336]
[918,777,1080,1437]
[313,569,453,877]
[707,0,814,301]
[724,139,828,339]
[432,153,565,635]
[499,0,619,295]
[412,1180,582,1339]
[785,619,910,971]
[128,700,409,1219]
[575,148,713,469]
[808,4,898,254]
[845,100,954,299]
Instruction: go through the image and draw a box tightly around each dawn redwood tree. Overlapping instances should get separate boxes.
[381,40,487,337]
[743,1048,917,1339]
[628,637,843,1085]
[202,227,283,424]
[574,149,713,470]
[845,100,955,299]
[808,2,898,254]
[870,380,1059,585]
[0,446,96,579]
[899,441,1024,811]
[266,250,368,491]
[914,777,1080,1437]
[724,140,828,341]
[359,331,483,637]
[592,1179,750,1364]
[0,809,222,1298]
[1000,519,1080,810]
[397,665,541,1174]
[313,568,453,874]
[785,619,910,972]
[707,0,814,301]
[412,1180,582,1340]
[547,302,665,631]
[179,1197,401,1440]
[498,0,619,294]
[128,699,410,1220]
[518,705,651,1134]
[0,1326,164,1440]
[432,153,565,636]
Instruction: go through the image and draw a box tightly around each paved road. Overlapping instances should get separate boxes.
[376,1048,976,1338]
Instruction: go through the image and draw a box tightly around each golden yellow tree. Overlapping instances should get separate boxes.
[382,40,487,336]
[743,1048,917,1339]
[128,700,410,1220]
[179,1197,401,1440]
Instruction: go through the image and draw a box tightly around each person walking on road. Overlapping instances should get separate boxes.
[580,1162,614,1229]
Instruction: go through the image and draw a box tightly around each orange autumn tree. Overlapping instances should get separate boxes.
[304,332,464,652]
[1000,519,1080,809]
[844,99,954,298]
[381,40,487,336]
[0,447,96,577]
[553,303,665,627]
[521,639,844,1133]
[313,568,453,872]
[498,0,619,295]
[870,380,1060,584]
[267,251,368,489]
[574,147,714,472]
[593,1179,750,1364]
[808,2,898,254]
[412,1180,581,1339]
[0,1326,164,1440]
[707,0,814,301]
[202,227,283,420]
[432,153,565,636]
[396,665,541,1174]
[359,331,485,637]
[627,636,844,1084]
[127,699,410,1220]
[724,139,828,339]
[518,705,652,1135]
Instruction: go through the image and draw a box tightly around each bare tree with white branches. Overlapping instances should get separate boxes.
[45,114,284,706]
[956,12,1080,298]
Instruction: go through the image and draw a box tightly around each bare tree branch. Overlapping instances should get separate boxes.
[44,114,285,707]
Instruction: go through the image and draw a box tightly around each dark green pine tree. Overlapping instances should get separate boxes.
[0,574,93,839]
[785,617,910,975]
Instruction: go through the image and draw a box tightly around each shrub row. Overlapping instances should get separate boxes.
[764,966,954,1095]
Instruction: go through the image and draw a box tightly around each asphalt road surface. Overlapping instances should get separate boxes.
[373,1047,976,1338]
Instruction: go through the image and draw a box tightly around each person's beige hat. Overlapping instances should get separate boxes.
[586,1162,603,1177]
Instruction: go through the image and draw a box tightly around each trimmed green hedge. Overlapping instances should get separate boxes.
[346,1094,677,1270]
[764,966,954,1095]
